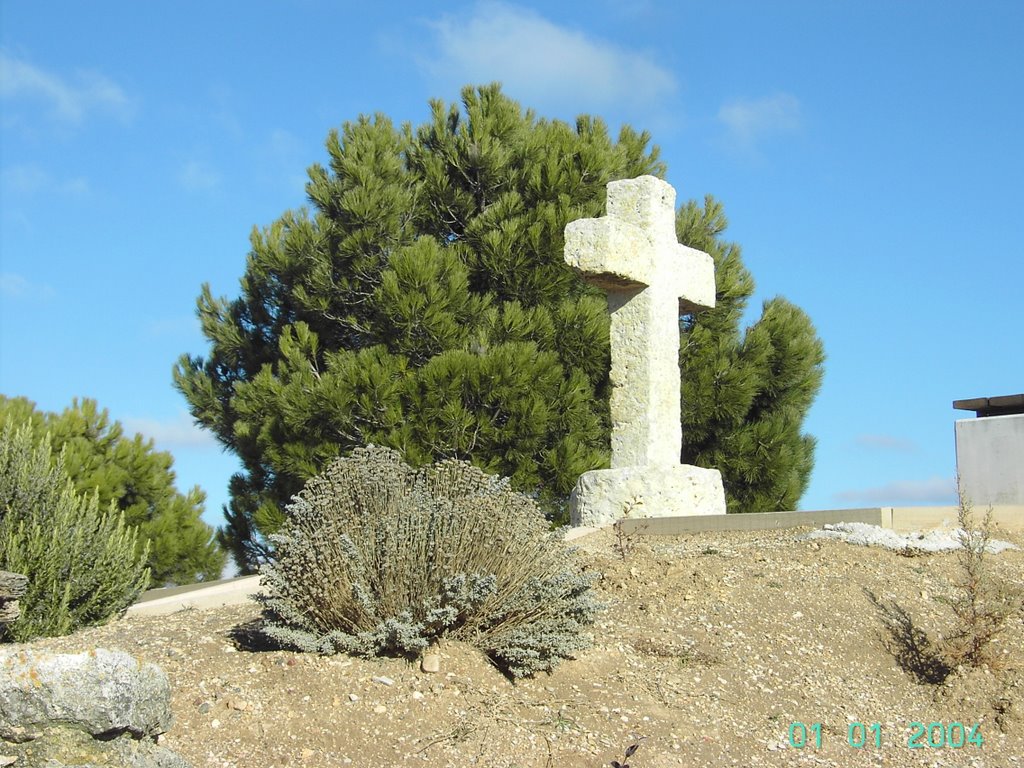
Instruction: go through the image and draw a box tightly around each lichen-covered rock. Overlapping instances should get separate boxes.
[0,648,190,767]
[0,723,190,768]
[0,649,171,741]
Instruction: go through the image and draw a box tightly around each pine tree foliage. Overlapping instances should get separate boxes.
[0,396,225,586]
[677,197,825,513]
[175,85,662,571]
[0,424,150,641]
[175,84,824,572]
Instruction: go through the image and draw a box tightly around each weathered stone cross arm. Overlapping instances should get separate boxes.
[564,175,716,314]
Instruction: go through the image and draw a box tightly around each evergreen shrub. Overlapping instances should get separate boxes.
[257,445,598,677]
[0,424,151,642]
[0,395,225,587]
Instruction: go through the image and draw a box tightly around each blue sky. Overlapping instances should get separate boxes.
[2,1,1021,540]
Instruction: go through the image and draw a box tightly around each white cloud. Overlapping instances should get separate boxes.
[0,272,55,300]
[853,434,918,453]
[61,176,91,196]
[264,129,309,196]
[123,412,220,450]
[178,160,221,191]
[834,476,957,505]
[0,50,131,123]
[422,2,676,113]
[718,92,801,150]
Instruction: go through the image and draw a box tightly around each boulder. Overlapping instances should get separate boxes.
[0,648,190,768]
[0,723,190,767]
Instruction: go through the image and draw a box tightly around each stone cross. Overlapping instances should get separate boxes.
[563,175,727,526]
[565,175,715,468]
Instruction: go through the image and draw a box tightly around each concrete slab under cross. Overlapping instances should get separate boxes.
[564,175,726,526]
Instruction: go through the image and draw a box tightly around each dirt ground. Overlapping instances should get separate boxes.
[8,525,1024,768]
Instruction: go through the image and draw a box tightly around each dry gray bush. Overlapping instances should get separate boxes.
[256,445,598,677]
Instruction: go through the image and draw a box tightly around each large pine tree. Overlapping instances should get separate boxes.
[175,84,824,573]
[0,396,225,586]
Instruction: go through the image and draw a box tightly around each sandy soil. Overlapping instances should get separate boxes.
[7,525,1024,768]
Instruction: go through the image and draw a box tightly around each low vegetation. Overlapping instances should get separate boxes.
[869,489,1022,683]
[942,493,1022,668]
[0,395,224,587]
[256,445,598,678]
[0,424,150,642]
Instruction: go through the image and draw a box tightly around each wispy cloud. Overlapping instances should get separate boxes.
[0,164,48,195]
[1,164,91,198]
[0,272,55,300]
[178,160,221,191]
[146,315,199,337]
[718,92,801,151]
[268,128,302,158]
[264,129,309,196]
[421,2,676,114]
[834,476,957,505]
[0,50,132,123]
[853,434,918,453]
[123,412,220,450]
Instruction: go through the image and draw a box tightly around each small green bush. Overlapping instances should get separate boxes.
[0,424,150,642]
[257,445,598,677]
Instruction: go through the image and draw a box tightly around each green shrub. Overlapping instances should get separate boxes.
[257,445,598,677]
[0,424,150,642]
[0,395,225,587]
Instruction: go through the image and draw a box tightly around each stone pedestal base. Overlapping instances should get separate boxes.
[568,464,726,527]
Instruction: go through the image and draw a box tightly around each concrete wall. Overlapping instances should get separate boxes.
[616,505,1024,535]
[127,575,263,617]
[887,505,1024,532]
[955,414,1024,505]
